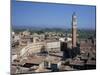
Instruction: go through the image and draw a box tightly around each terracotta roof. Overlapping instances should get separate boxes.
[86,60,96,65]
[23,56,46,64]
[70,59,84,66]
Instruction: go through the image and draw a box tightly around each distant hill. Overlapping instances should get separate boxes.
[12,25,96,39]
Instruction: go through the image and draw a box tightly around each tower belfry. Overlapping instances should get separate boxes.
[72,12,77,48]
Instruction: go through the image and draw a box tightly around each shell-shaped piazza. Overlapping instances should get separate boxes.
[20,42,45,58]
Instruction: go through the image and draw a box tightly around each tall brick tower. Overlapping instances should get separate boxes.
[72,12,77,48]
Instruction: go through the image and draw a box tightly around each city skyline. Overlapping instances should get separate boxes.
[11,1,96,74]
[12,0,96,29]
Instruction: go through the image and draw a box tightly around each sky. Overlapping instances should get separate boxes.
[12,0,96,29]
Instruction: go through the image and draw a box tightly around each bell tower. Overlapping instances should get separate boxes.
[72,12,77,48]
